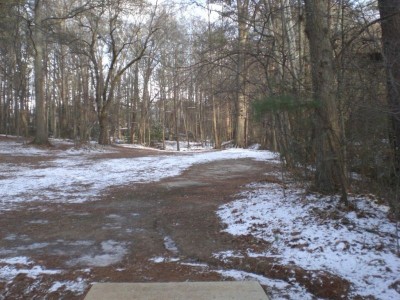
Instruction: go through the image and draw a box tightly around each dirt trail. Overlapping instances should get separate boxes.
[0,147,278,299]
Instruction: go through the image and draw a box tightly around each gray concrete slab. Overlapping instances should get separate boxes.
[84,281,269,300]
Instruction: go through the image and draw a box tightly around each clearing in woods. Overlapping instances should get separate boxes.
[0,136,399,299]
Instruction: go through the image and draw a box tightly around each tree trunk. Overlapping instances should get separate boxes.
[212,93,220,149]
[32,0,48,144]
[173,81,180,151]
[98,109,109,145]
[280,0,299,84]
[130,64,139,144]
[378,0,400,179]
[207,1,221,149]
[235,0,249,148]
[304,0,347,201]
[140,60,152,145]
[81,64,90,142]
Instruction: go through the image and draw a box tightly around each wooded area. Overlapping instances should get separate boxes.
[0,0,399,214]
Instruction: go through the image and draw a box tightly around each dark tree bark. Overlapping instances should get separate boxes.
[304,0,347,202]
[378,1,400,179]
[32,0,49,145]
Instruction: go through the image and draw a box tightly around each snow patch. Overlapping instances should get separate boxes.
[217,182,400,299]
[163,236,179,255]
[179,262,209,268]
[48,277,87,295]
[213,251,244,263]
[28,219,49,224]
[0,256,32,265]
[0,138,276,211]
[216,269,313,300]
[67,240,127,267]
[0,257,62,282]
[149,256,180,263]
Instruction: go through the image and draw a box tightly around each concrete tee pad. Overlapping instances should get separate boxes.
[84,281,270,300]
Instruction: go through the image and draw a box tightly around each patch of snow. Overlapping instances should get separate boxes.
[164,236,179,255]
[60,145,113,156]
[67,240,128,267]
[216,269,314,300]
[17,242,50,251]
[28,219,49,224]
[164,141,214,152]
[106,214,123,220]
[80,268,92,273]
[3,234,18,241]
[149,256,180,263]
[179,262,209,268]
[217,181,400,299]
[216,269,271,285]
[1,242,53,256]
[0,140,49,156]
[0,138,277,211]
[0,262,61,282]
[349,172,362,181]
[0,256,32,265]
[48,277,87,294]
[119,141,214,152]
[149,256,165,263]
[65,240,96,247]
[213,251,244,263]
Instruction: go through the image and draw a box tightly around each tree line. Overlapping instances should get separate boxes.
[1,0,399,214]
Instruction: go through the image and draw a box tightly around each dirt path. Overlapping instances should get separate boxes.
[0,146,280,299]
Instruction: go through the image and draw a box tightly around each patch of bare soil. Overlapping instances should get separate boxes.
[0,145,351,299]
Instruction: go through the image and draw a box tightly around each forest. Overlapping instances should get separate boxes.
[1,0,400,215]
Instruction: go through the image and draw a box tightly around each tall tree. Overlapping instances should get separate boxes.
[0,0,29,137]
[32,0,49,144]
[207,1,221,149]
[210,0,251,147]
[76,1,159,145]
[378,1,400,183]
[304,0,347,201]
[235,0,249,147]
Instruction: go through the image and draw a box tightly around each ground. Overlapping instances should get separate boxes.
[0,137,275,299]
[0,136,399,299]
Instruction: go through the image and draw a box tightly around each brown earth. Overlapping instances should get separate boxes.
[0,139,352,299]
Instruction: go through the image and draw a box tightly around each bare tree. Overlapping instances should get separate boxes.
[75,1,159,144]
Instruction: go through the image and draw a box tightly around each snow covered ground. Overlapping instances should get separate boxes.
[217,181,400,299]
[120,140,216,152]
[0,138,275,296]
[0,138,276,211]
[1,137,399,299]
